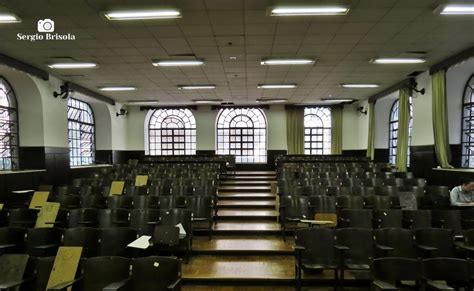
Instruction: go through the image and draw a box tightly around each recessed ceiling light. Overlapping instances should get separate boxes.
[152,59,204,67]
[229,56,237,60]
[258,84,297,89]
[270,6,349,16]
[48,62,97,69]
[99,86,137,91]
[439,4,474,15]
[193,99,223,104]
[256,98,287,103]
[340,83,380,88]
[0,13,21,23]
[261,58,315,65]
[371,58,426,64]
[178,85,216,90]
[104,9,181,20]
[126,100,159,105]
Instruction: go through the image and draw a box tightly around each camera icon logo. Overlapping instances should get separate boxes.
[37,19,55,33]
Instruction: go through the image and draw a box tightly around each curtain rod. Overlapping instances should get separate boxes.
[367,78,414,103]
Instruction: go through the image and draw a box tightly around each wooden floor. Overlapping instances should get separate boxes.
[185,171,365,289]
[183,287,368,291]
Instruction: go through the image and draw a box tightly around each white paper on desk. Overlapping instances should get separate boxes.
[176,223,186,239]
[127,235,151,249]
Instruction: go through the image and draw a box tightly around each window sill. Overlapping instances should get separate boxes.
[432,168,474,173]
[0,169,46,175]
[70,164,112,169]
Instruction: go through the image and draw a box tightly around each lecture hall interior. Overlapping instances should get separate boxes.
[0,0,473,290]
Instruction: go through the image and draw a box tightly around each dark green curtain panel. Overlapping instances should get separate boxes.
[286,107,305,154]
[366,102,375,160]
[432,70,453,168]
[331,106,343,155]
[395,87,410,172]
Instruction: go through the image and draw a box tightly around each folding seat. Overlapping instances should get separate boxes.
[98,209,130,228]
[26,228,62,257]
[110,256,181,290]
[422,258,470,290]
[130,209,160,235]
[37,185,53,192]
[431,210,462,235]
[414,228,455,258]
[81,195,107,209]
[373,185,399,196]
[374,228,417,258]
[7,208,38,228]
[339,209,373,228]
[0,227,27,254]
[340,178,359,187]
[100,227,137,257]
[373,209,403,228]
[361,178,384,187]
[184,196,214,240]
[68,208,99,228]
[425,185,450,196]
[54,194,81,210]
[394,172,414,179]
[124,185,139,196]
[381,178,404,187]
[107,195,134,209]
[21,256,55,291]
[303,185,325,196]
[308,195,337,228]
[157,209,193,263]
[335,228,373,285]
[402,210,432,229]
[294,228,338,290]
[0,254,30,290]
[404,178,426,187]
[325,186,352,196]
[279,195,311,240]
[364,195,400,210]
[56,185,79,196]
[461,209,474,229]
[456,229,474,258]
[371,257,421,290]
[352,186,375,196]
[63,227,101,257]
[335,196,364,210]
[157,196,177,210]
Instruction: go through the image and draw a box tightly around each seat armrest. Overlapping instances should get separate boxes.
[372,280,398,291]
[47,276,83,291]
[334,244,349,251]
[432,219,445,227]
[103,278,131,291]
[416,244,437,251]
[392,205,404,209]
[294,245,305,252]
[0,279,26,289]
[0,243,16,249]
[34,243,60,250]
[375,244,394,251]
[455,241,474,251]
[426,280,454,291]
[146,221,161,225]
[167,278,182,290]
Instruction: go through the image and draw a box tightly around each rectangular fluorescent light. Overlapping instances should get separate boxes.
[178,85,216,90]
[258,84,297,89]
[321,98,354,103]
[261,58,315,65]
[48,62,97,69]
[271,6,349,16]
[127,100,159,105]
[152,59,204,67]
[0,13,21,23]
[256,98,287,103]
[104,9,181,20]
[440,5,474,15]
[372,58,426,64]
[341,83,380,88]
[99,86,136,91]
[193,99,223,104]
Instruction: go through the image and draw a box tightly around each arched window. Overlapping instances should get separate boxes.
[388,97,413,165]
[216,108,267,163]
[146,109,196,155]
[462,74,474,168]
[0,77,19,170]
[304,107,332,155]
[68,98,95,166]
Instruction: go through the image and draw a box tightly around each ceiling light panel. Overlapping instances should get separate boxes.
[104,9,181,20]
[270,6,349,16]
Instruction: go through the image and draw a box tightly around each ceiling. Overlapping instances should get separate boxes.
[0,0,472,105]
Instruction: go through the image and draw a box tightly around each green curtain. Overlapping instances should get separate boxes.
[331,106,343,155]
[286,107,305,154]
[395,87,410,172]
[432,70,454,168]
[366,102,375,160]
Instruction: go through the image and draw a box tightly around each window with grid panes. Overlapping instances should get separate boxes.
[388,97,413,166]
[462,75,474,168]
[67,98,95,166]
[304,107,332,155]
[147,109,196,156]
[216,108,267,164]
[0,77,19,170]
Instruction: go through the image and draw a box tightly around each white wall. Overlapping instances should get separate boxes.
[342,101,369,150]
[412,71,434,146]
[447,57,474,144]
[265,105,287,150]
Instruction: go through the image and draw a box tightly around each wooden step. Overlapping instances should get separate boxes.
[218,185,272,192]
[217,200,276,209]
[218,192,276,200]
[220,180,273,185]
[235,171,276,175]
[212,221,282,234]
[192,235,293,255]
[225,175,277,180]
[217,209,279,220]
